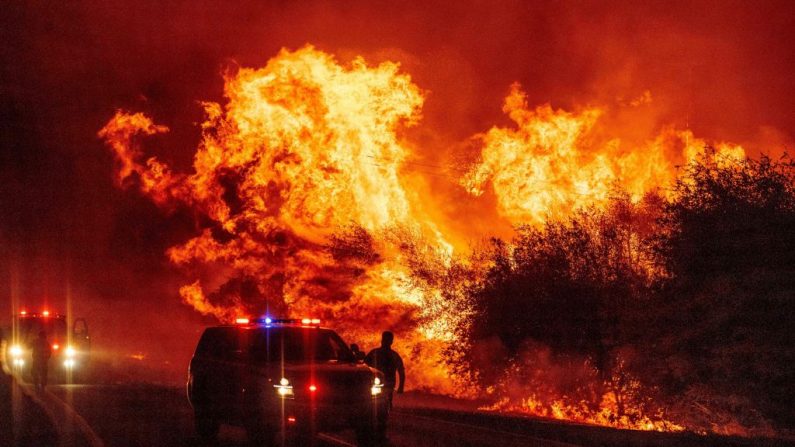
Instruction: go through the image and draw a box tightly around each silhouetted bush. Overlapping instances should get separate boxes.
[650,153,795,428]
[451,153,795,432]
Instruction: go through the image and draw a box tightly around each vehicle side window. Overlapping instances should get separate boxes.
[195,328,246,361]
[247,328,355,363]
[326,331,355,363]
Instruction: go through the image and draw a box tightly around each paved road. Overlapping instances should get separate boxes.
[42,383,577,447]
[37,383,794,447]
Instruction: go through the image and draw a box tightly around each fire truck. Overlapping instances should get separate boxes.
[3,309,91,381]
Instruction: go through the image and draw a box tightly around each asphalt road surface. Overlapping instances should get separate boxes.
[32,383,793,447]
[41,383,577,447]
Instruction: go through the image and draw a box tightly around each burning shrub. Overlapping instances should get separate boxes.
[456,154,795,434]
[452,195,681,430]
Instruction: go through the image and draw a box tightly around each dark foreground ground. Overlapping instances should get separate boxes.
[4,357,793,447]
[29,382,793,447]
[1,371,58,447]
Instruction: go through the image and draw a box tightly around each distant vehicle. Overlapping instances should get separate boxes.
[4,310,91,380]
[187,317,389,446]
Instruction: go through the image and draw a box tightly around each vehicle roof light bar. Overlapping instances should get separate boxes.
[18,311,63,318]
[251,318,321,326]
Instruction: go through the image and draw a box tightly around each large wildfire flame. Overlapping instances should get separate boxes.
[463,83,744,226]
[100,46,747,432]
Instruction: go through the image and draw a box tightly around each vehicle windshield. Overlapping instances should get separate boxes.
[17,317,68,344]
[249,327,355,364]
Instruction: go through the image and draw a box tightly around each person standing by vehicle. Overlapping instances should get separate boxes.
[30,331,51,391]
[365,331,405,408]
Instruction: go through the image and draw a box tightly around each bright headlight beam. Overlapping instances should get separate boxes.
[274,377,293,397]
[371,376,384,395]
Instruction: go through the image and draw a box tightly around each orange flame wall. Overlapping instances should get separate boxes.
[100,45,744,396]
[462,83,744,225]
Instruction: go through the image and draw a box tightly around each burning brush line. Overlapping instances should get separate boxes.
[100,45,747,433]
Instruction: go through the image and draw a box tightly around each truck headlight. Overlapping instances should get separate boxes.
[64,359,76,368]
[65,346,76,358]
[10,345,22,358]
[274,377,293,397]
[371,376,384,396]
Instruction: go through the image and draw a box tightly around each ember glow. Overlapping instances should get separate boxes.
[101,46,751,431]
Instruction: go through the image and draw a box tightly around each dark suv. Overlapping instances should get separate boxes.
[187,318,389,445]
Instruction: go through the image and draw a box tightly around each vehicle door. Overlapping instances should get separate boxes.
[195,327,249,419]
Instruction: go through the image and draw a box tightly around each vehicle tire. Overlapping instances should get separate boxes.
[195,410,220,442]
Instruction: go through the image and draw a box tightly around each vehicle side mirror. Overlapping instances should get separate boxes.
[350,344,365,363]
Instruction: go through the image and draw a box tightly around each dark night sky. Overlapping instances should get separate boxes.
[1,0,794,378]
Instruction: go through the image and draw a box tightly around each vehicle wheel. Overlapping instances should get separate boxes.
[195,410,220,441]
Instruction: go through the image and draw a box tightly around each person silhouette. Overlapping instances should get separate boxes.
[364,331,405,408]
[30,331,52,391]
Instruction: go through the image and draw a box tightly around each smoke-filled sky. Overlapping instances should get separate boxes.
[1,0,794,378]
